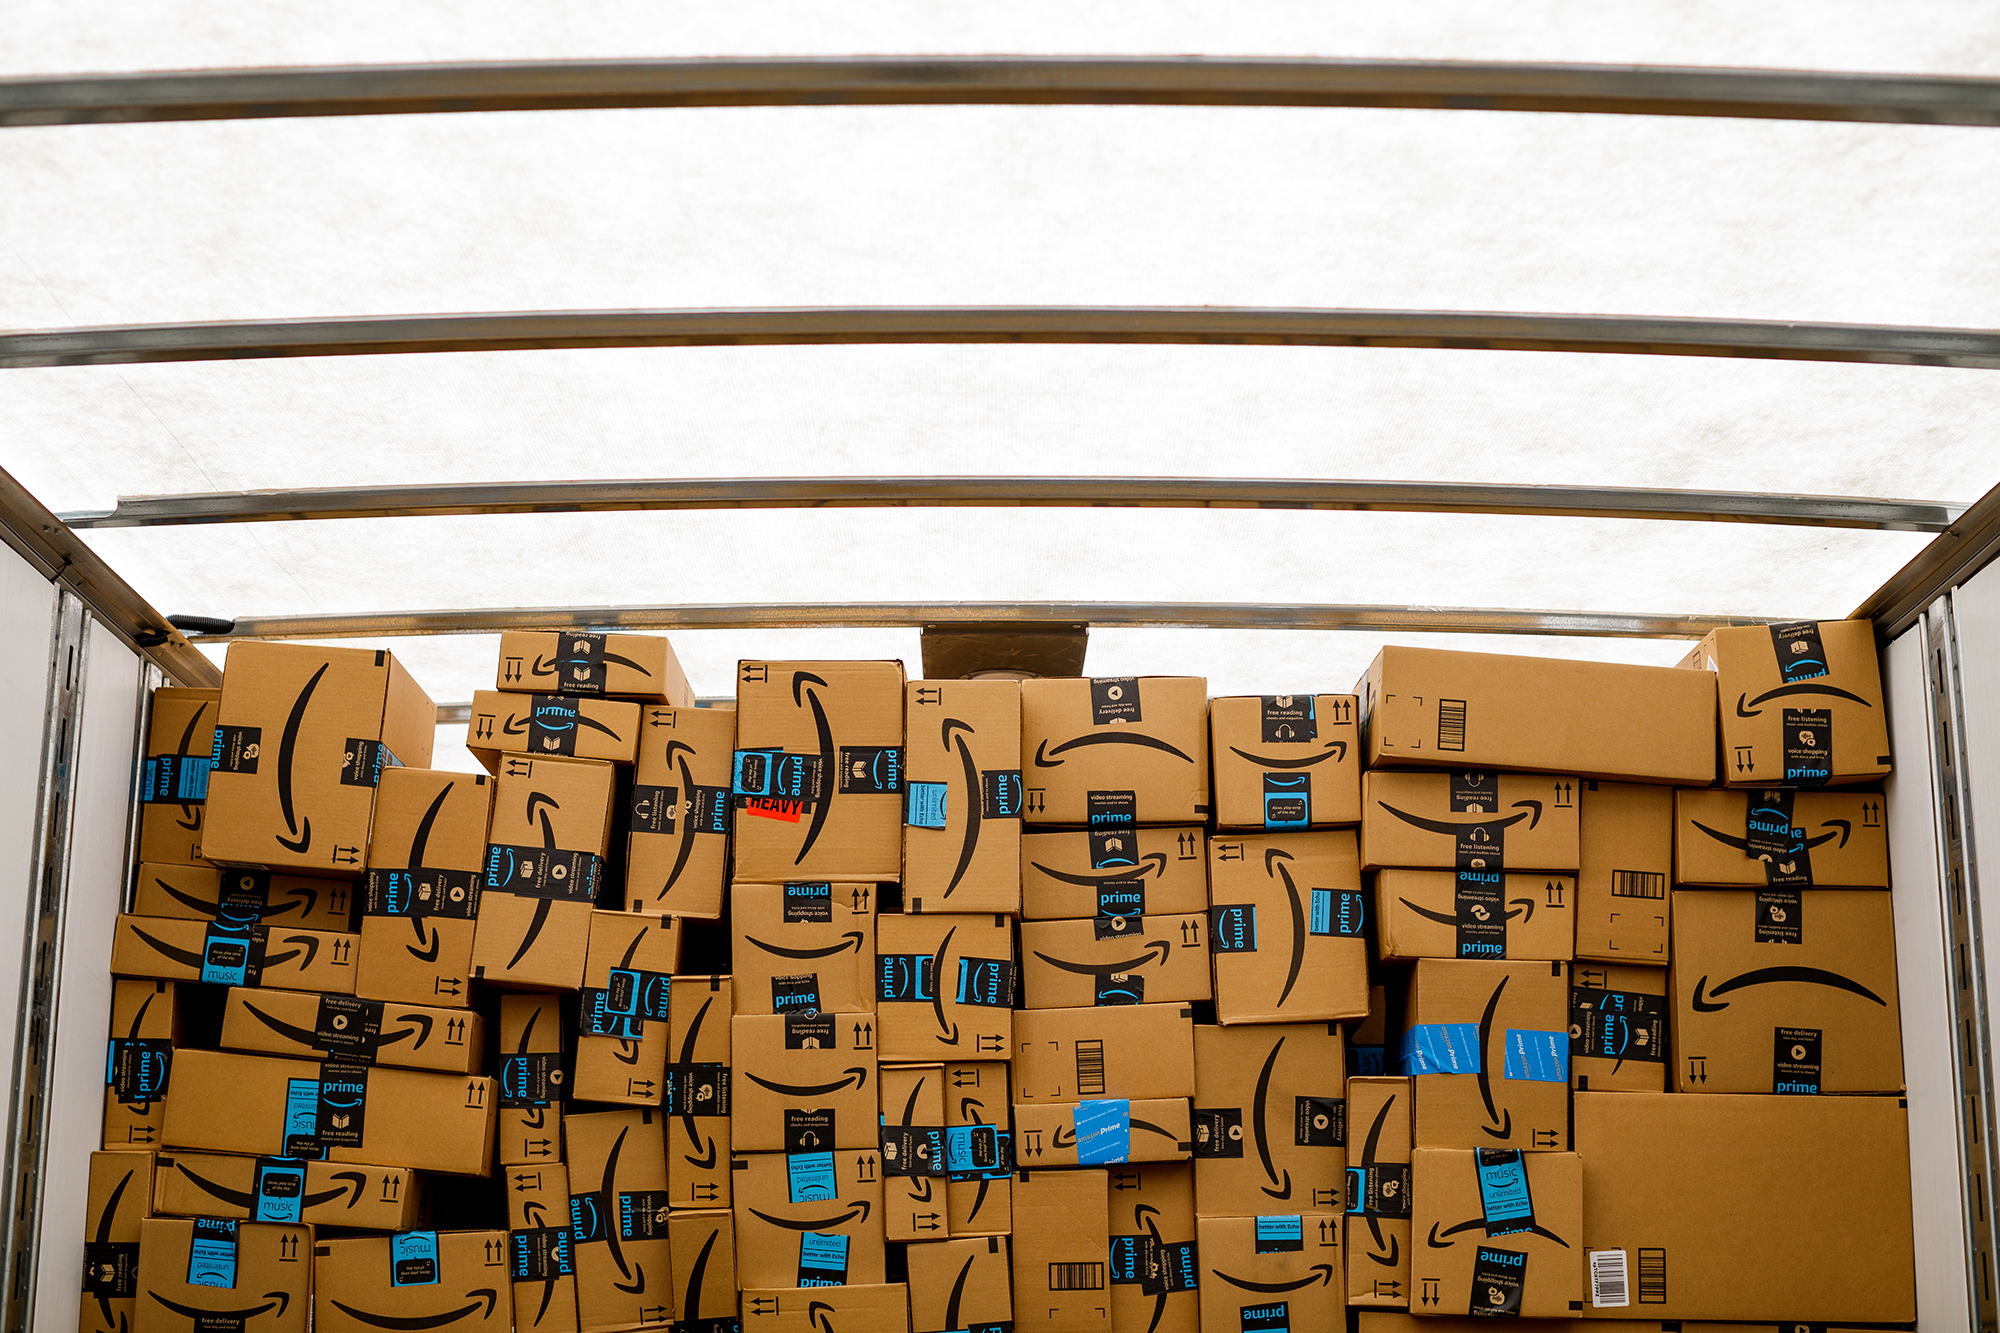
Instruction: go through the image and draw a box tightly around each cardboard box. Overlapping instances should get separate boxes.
[162,1049,496,1176]
[81,1150,152,1333]
[204,641,436,873]
[1194,1214,1342,1333]
[1575,1092,1914,1321]
[1374,870,1577,964]
[1105,1162,1196,1333]
[1670,889,1902,1094]
[732,1013,880,1152]
[1211,693,1361,830]
[358,768,491,1008]
[668,1210,736,1333]
[666,976,734,1209]
[1207,830,1369,1023]
[574,911,685,1106]
[469,690,641,771]
[1347,985,1390,1077]
[315,1231,512,1333]
[102,979,179,1151]
[1360,770,1580,873]
[1020,677,1209,827]
[154,1151,421,1230]
[945,1063,1014,1236]
[1012,1168,1111,1333]
[733,660,906,882]
[1681,620,1890,787]
[222,987,484,1073]
[1411,1149,1583,1318]
[567,1109,675,1330]
[1191,1023,1347,1216]
[626,704,736,919]
[1673,788,1890,887]
[743,1286,908,1333]
[733,882,879,1017]
[905,679,1024,914]
[498,630,693,704]
[1359,647,1717,785]
[1021,827,1208,922]
[139,686,219,866]
[1013,1099,1191,1168]
[878,913,1016,1059]
[1400,960,1569,1151]
[498,991,569,1168]
[881,1064,951,1240]
[1574,782,1671,966]
[1013,1005,1195,1104]
[504,1161,580,1333]
[1570,965,1667,1093]
[908,1236,1010,1333]
[111,914,358,994]
[135,862,354,933]
[1344,1077,1411,1309]
[135,1217,309,1332]
[732,1150,887,1289]
[1020,914,1210,1009]
[474,755,617,990]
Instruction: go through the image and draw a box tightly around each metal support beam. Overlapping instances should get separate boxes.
[1861,476,2000,640]
[57,475,1967,534]
[7,307,2000,372]
[4,57,2000,128]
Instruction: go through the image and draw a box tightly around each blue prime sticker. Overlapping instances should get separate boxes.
[1254,1215,1304,1254]
[1475,1149,1536,1236]
[1073,1099,1132,1165]
[1310,889,1368,938]
[1210,904,1258,953]
[390,1231,440,1286]
[1344,1167,1366,1215]
[788,1151,839,1203]
[1400,1023,1482,1075]
[1503,1029,1570,1083]
[282,1077,325,1159]
[797,1231,850,1287]
[186,1218,238,1288]
[1239,1302,1289,1333]
[143,753,212,803]
[1349,1044,1387,1076]
[198,924,255,986]
[956,957,1014,1008]
[252,1159,307,1223]
[906,781,948,830]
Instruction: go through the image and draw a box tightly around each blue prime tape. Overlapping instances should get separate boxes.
[252,1159,307,1223]
[1400,1023,1482,1075]
[390,1231,440,1286]
[1475,1149,1536,1236]
[186,1218,239,1289]
[797,1231,850,1287]
[906,781,948,830]
[1072,1099,1132,1165]
[1502,1029,1570,1084]
[788,1152,839,1203]
[1254,1215,1304,1254]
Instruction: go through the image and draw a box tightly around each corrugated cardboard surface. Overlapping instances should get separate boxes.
[904,678,1023,914]
[81,1151,152,1333]
[1686,620,1890,788]
[221,986,484,1073]
[1195,1213,1342,1333]
[139,687,218,867]
[497,630,694,704]
[1012,1098,1191,1169]
[668,1210,736,1333]
[1021,826,1209,922]
[1019,914,1210,1009]
[1345,1077,1412,1309]
[878,913,1016,1060]
[1206,829,1370,1024]
[468,689,641,770]
[504,1160,579,1333]
[1191,1023,1346,1217]
[626,704,736,918]
[732,883,878,1017]
[566,1109,674,1332]
[1574,782,1670,967]
[1570,964,1667,1093]
[666,975,733,1209]
[945,1062,1014,1236]
[742,1284,910,1333]
[1673,788,1890,887]
[1014,1005,1195,1104]
[111,914,359,994]
[1019,677,1210,826]
[1012,1168,1112,1333]
[881,1064,949,1240]
[135,1216,311,1333]
[1105,1162,1196,1333]
[731,1150,887,1290]
[907,1235,1011,1333]
[1361,770,1580,873]
[1411,1149,1583,1319]
[313,1230,512,1333]
[1374,869,1576,964]
[572,911,683,1106]
[357,915,476,1009]
[474,756,616,990]
[358,767,490,1006]
[135,862,354,933]
[102,979,179,1152]
[731,1012,879,1152]
[1402,960,1570,1152]
[1210,693,1361,830]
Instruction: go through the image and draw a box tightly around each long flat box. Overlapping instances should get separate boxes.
[1195,1214,1342,1333]
[1669,889,1902,1093]
[1411,1149,1583,1318]
[881,1064,950,1240]
[497,991,568,1168]
[945,1062,1013,1236]
[1682,619,1890,787]
[668,1211,736,1333]
[1401,960,1570,1151]
[1360,770,1581,872]
[1575,1092,1914,1321]
[625,704,736,918]
[566,1109,674,1331]
[879,913,1015,1059]
[1012,1168,1111,1333]
[1019,677,1209,826]
[732,1150,887,1289]
[908,1236,1010,1333]
[204,641,435,873]
[733,660,906,881]
[1345,1077,1412,1309]
[665,976,733,1209]
[222,987,483,1073]
[1019,914,1210,1009]
[358,767,491,1008]
[498,630,693,704]
[135,862,353,933]
[1374,869,1577,964]
[138,686,218,866]
[1673,788,1890,887]
[504,1160,580,1333]
[1360,646,1717,785]
[1571,964,1668,1093]
[1208,830,1369,1023]
[1013,1005,1194,1104]
[469,689,641,770]
[743,1286,909,1333]
[1021,827,1208,922]
[1106,1162,1197,1333]
[162,1048,497,1176]
[1013,1098,1191,1168]
[573,911,684,1106]
[111,914,357,993]
[315,1231,511,1333]
[81,1151,152,1333]
[474,755,616,990]
[904,679,1024,913]
[136,1217,309,1332]
[732,1012,879,1151]
[1192,1023,1346,1217]
[154,1151,421,1229]
[732,882,878,1017]
[1574,782,1670,966]
[102,979,180,1151]
[1211,693,1361,830]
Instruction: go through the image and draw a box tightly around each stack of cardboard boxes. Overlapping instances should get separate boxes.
[82,621,1917,1333]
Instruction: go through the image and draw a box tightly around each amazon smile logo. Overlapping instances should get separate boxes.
[1736,683,1874,716]
[1377,800,1542,839]
[1034,734,1194,767]
[744,932,865,960]
[742,1067,870,1097]
[1228,740,1347,769]
[749,1200,872,1230]
[941,719,983,898]
[330,1290,500,1328]
[1691,967,1886,1012]
[1209,1265,1335,1293]
[153,1291,295,1323]
[792,673,837,865]
[1030,852,1167,886]
[1427,1217,1570,1249]
[274,663,329,854]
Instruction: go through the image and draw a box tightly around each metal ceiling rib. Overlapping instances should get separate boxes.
[3,57,1999,127]
[1855,476,2000,640]
[56,477,1968,533]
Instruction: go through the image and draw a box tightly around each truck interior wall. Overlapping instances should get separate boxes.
[0,545,54,1118]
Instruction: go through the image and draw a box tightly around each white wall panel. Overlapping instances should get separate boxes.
[0,549,55,1139]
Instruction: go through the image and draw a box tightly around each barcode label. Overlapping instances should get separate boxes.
[1050,1262,1106,1291]
[1438,699,1467,752]
[1610,871,1666,900]
[1075,1040,1107,1096]
[1589,1250,1629,1308]
[1637,1248,1667,1304]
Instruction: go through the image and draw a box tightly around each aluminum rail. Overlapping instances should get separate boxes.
[196,601,1769,642]
[4,57,2000,127]
[1859,475,2000,639]
[7,307,2000,371]
[56,476,1967,534]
